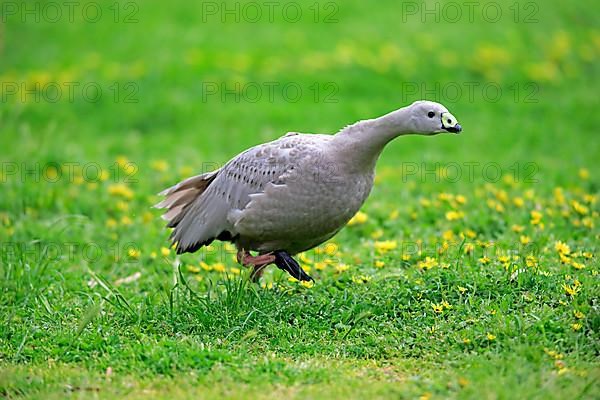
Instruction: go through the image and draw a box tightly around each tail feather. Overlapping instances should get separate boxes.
[154,171,218,224]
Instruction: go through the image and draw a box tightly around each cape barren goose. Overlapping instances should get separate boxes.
[156,100,461,281]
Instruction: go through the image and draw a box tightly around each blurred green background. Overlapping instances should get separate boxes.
[1,1,599,398]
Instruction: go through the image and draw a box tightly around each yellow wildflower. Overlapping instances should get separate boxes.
[229,267,241,275]
[186,265,200,273]
[526,255,538,268]
[463,243,475,255]
[578,168,589,180]
[106,218,117,228]
[571,261,585,270]
[431,303,444,313]
[513,197,525,207]
[562,284,580,297]
[300,280,314,288]
[120,215,132,225]
[530,210,543,225]
[374,260,385,268]
[347,211,368,226]
[486,333,496,341]
[107,183,134,200]
[418,256,438,270]
[512,224,525,233]
[571,201,589,215]
[370,229,384,239]
[571,323,582,331]
[479,256,491,265]
[335,264,349,273]
[445,210,464,221]
[520,235,532,245]
[374,240,398,253]
[573,310,585,319]
[127,248,141,259]
[314,262,327,271]
[212,263,226,273]
[352,275,371,284]
[554,241,571,256]
[160,247,170,257]
[458,286,467,294]
[150,159,169,172]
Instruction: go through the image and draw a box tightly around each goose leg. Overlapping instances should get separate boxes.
[237,250,276,282]
[273,251,314,282]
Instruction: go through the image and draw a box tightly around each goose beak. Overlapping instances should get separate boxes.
[446,124,462,134]
[441,112,461,134]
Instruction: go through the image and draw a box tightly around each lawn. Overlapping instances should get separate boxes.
[1,0,599,398]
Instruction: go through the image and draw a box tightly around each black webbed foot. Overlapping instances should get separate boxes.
[273,251,314,282]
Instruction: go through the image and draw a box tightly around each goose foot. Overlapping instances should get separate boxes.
[273,251,314,282]
[237,250,276,282]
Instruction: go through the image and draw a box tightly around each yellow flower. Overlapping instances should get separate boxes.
[127,248,141,259]
[486,333,496,341]
[418,256,438,270]
[441,300,452,309]
[402,253,411,261]
[513,197,525,208]
[107,183,134,200]
[526,255,538,268]
[431,303,444,313]
[463,243,475,255]
[520,235,532,245]
[554,241,571,256]
[571,201,589,215]
[229,267,241,275]
[559,253,571,264]
[212,263,226,273]
[445,210,464,221]
[335,264,349,273]
[374,240,397,253]
[573,310,585,319]
[186,265,200,273]
[150,159,169,172]
[374,260,385,268]
[479,256,491,265]
[512,224,525,233]
[578,168,589,180]
[562,284,580,297]
[160,247,170,257]
[120,215,133,225]
[106,218,117,228]
[456,194,467,205]
[370,229,384,239]
[571,323,582,331]
[149,251,157,259]
[530,210,543,225]
[571,261,585,270]
[462,338,471,344]
[300,280,314,288]
[314,262,327,271]
[442,230,455,241]
[347,211,368,226]
[582,252,593,259]
[389,209,400,220]
[458,286,467,294]
[352,275,371,284]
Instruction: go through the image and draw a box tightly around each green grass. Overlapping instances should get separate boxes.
[1,0,599,398]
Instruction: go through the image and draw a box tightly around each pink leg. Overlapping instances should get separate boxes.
[237,250,276,281]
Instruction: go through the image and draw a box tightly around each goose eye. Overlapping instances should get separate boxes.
[447,118,452,124]
[427,111,435,118]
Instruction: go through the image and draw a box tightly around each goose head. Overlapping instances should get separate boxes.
[406,100,462,135]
